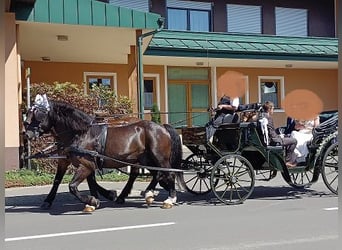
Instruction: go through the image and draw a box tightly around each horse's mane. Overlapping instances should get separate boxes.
[49,100,93,134]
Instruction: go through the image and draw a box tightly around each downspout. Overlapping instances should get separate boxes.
[137,17,164,119]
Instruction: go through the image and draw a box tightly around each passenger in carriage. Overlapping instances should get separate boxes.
[290,116,320,163]
[206,94,261,142]
[262,101,298,168]
[206,94,239,142]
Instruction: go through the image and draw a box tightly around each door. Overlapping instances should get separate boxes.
[168,83,209,127]
[168,84,187,127]
[191,84,209,126]
[167,67,210,127]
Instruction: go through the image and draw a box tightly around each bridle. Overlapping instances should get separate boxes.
[24,95,51,140]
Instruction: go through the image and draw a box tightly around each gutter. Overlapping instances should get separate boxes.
[137,17,164,119]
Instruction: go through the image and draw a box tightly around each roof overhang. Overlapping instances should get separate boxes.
[17,22,147,64]
[13,0,161,64]
[144,30,338,69]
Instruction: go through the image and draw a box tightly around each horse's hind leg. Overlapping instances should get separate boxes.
[69,164,100,209]
[41,159,69,209]
[116,167,139,204]
[87,172,116,201]
[144,171,159,205]
[159,172,178,209]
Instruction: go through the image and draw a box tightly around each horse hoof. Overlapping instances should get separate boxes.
[161,202,173,209]
[40,202,52,210]
[145,196,154,205]
[115,197,125,204]
[83,204,96,213]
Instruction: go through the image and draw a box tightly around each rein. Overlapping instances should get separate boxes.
[25,142,66,160]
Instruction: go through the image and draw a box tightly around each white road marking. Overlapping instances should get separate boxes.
[240,235,338,248]
[324,207,338,211]
[205,235,338,250]
[5,222,175,242]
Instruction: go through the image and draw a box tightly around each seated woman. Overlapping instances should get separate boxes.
[290,116,320,162]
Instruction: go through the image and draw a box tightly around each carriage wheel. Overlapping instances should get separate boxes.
[180,153,213,195]
[284,166,319,189]
[210,154,255,205]
[321,142,338,194]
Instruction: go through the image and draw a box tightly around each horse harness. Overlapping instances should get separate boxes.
[27,114,183,173]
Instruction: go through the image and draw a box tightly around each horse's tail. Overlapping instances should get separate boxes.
[163,124,183,169]
[163,124,185,191]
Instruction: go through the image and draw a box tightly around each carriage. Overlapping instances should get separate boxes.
[24,94,338,210]
[179,108,338,205]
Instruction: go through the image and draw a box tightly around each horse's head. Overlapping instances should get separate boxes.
[24,94,52,140]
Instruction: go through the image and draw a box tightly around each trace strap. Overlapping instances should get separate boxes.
[67,146,184,173]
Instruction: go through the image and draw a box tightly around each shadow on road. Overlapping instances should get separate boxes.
[5,184,336,214]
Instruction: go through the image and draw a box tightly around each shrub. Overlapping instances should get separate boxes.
[24,81,133,115]
[22,82,134,171]
[151,103,161,124]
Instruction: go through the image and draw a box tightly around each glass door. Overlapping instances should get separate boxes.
[167,67,210,128]
[168,83,187,127]
[191,84,209,126]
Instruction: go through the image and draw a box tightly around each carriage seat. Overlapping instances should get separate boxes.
[214,123,240,151]
[311,111,338,146]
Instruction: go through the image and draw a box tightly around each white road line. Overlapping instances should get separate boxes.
[324,207,338,211]
[5,222,175,242]
[235,235,338,249]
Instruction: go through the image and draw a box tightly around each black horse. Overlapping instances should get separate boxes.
[24,94,183,210]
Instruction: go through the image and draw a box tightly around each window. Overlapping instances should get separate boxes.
[83,72,117,94]
[144,79,154,109]
[143,74,160,111]
[275,7,308,37]
[258,76,284,109]
[167,0,212,32]
[88,77,111,89]
[227,4,262,34]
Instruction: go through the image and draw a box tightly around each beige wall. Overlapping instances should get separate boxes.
[23,61,131,97]
[1,0,5,184]
[5,13,20,170]
[217,67,338,127]
[24,61,338,129]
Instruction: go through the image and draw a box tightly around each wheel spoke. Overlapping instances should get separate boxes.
[182,154,213,195]
[235,182,252,194]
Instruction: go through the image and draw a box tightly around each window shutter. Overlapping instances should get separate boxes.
[110,0,149,12]
[227,4,261,34]
[275,7,308,37]
[167,0,212,10]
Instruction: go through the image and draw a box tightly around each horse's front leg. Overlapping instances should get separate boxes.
[69,163,100,210]
[116,167,139,204]
[41,159,69,209]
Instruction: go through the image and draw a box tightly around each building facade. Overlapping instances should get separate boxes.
[3,0,339,169]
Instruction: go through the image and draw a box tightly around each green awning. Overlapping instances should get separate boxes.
[13,0,161,29]
[146,30,338,61]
